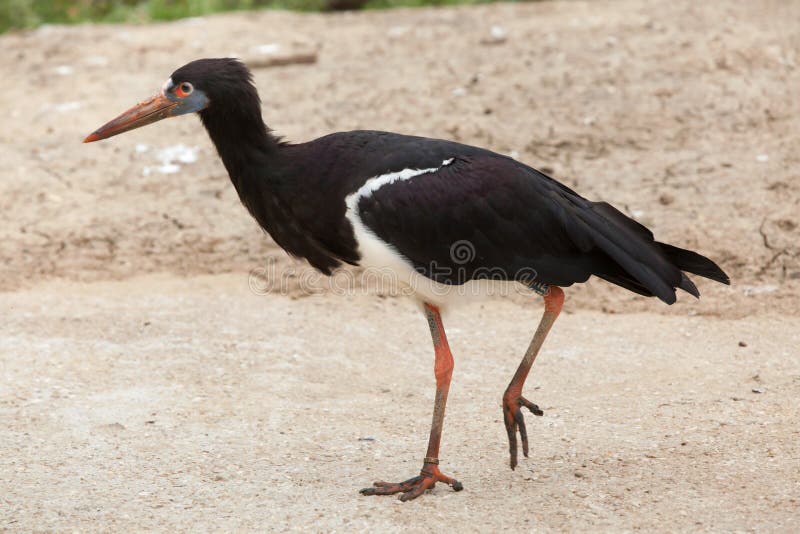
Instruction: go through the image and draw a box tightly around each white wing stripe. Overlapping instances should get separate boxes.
[343,156,455,268]
[345,157,454,212]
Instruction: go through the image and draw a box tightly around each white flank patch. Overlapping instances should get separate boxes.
[345,161,446,305]
[344,158,513,307]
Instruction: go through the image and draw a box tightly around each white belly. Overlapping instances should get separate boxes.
[348,211,523,308]
[343,158,526,308]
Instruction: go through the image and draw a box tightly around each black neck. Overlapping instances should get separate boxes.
[197,99,297,246]
[199,103,283,182]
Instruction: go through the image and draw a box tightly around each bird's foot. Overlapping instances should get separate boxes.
[503,389,544,469]
[359,461,463,502]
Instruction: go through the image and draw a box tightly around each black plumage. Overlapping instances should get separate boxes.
[84,58,730,501]
[88,57,723,300]
[165,59,728,301]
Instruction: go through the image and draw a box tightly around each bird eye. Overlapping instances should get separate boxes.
[176,82,194,97]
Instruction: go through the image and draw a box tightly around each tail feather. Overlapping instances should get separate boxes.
[574,201,681,303]
[561,200,729,304]
[594,272,661,298]
[657,242,731,285]
[678,272,700,298]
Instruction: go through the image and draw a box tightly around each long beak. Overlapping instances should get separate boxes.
[83,93,178,143]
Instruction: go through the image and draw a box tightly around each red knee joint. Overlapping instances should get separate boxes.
[544,286,564,313]
[504,385,521,400]
[434,348,454,386]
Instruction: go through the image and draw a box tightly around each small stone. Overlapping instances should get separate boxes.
[252,43,280,55]
[244,43,318,68]
[752,388,765,394]
[738,341,747,347]
[490,26,507,40]
[98,422,126,433]
[481,25,508,45]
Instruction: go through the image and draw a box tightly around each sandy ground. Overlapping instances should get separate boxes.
[2,276,799,531]
[1,0,800,531]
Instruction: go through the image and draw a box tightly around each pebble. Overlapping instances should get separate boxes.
[54,65,74,76]
[480,25,508,45]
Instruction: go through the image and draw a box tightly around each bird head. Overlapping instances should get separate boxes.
[84,58,256,143]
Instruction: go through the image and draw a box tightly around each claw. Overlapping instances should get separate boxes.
[520,397,544,416]
[514,408,529,458]
[360,476,423,496]
[360,465,462,501]
[503,392,544,469]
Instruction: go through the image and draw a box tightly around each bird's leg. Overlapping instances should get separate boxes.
[503,285,564,469]
[360,303,463,501]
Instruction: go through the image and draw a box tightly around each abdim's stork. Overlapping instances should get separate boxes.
[85,58,729,501]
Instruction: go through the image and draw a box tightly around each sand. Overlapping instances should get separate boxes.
[1,0,799,530]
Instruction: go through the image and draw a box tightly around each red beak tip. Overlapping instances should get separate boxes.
[83,133,100,143]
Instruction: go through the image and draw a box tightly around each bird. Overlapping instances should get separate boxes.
[84,58,730,501]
